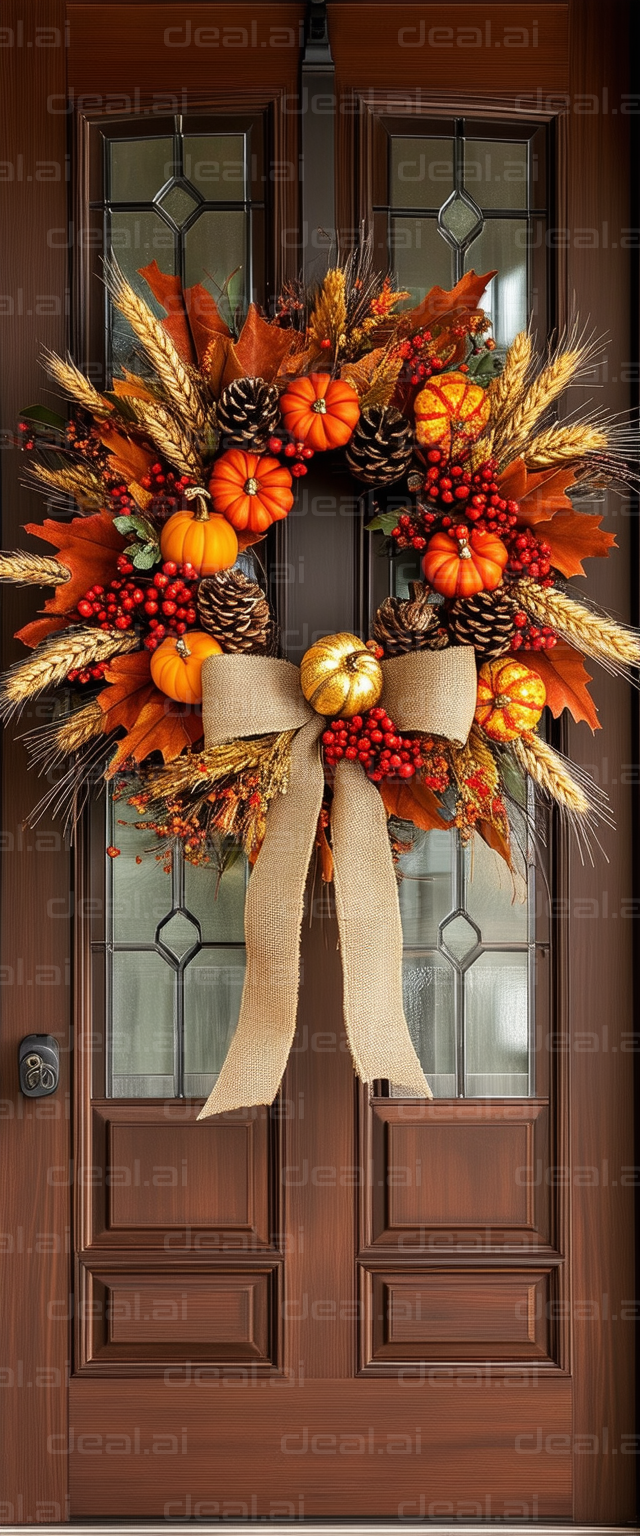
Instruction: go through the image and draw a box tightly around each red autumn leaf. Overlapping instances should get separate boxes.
[201,333,245,397]
[235,303,296,381]
[105,695,203,777]
[513,465,579,528]
[96,422,155,483]
[530,509,616,578]
[138,261,196,364]
[23,510,124,616]
[15,615,68,648]
[97,651,158,734]
[400,270,496,339]
[379,777,451,832]
[525,641,600,731]
[184,282,232,361]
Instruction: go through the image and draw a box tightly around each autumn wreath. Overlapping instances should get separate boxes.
[3,247,638,1111]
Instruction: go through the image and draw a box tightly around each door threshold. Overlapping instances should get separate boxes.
[3,1525,639,1534]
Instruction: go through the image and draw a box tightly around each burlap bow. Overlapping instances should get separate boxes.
[197,646,477,1119]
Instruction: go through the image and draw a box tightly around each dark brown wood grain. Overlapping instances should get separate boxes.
[0,0,72,1522]
[329,4,569,92]
[365,1269,555,1363]
[66,4,305,93]
[68,1374,572,1519]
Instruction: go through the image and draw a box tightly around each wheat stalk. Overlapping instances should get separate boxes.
[0,551,69,585]
[511,732,590,814]
[468,430,495,470]
[129,399,202,478]
[145,730,295,803]
[23,699,105,771]
[361,353,403,411]
[492,326,605,463]
[0,628,138,722]
[487,331,532,427]
[42,350,113,416]
[308,268,347,352]
[26,461,106,510]
[524,422,609,469]
[103,257,206,431]
[512,577,640,671]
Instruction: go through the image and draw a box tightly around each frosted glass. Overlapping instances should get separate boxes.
[390,217,453,304]
[110,950,175,1093]
[464,140,527,210]
[391,136,454,208]
[401,951,455,1098]
[110,137,173,202]
[183,948,245,1096]
[464,221,527,348]
[184,852,247,943]
[183,135,246,200]
[465,951,529,1096]
[183,210,246,313]
[108,798,174,944]
[464,834,528,944]
[398,830,455,948]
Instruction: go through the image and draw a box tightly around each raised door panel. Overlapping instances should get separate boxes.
[362,1269,557,1366]
[77,1265,279,1371]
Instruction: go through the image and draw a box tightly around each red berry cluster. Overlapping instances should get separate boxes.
[17,421,35,451]
[322,707,446,785]
[138,462,196,520]
[74,577,147,633]
[268,435,314,479]
[67,661,108,686]
[141,563,199,650]
[511,610,558,652]
[504,526,553,584]
[462,460,520,533]
[394,329,446,386]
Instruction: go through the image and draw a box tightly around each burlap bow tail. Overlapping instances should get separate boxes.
[198,647,477,1119]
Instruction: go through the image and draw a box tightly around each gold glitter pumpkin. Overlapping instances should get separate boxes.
[300,633,383,719]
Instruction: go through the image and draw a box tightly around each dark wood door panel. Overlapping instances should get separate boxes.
[69,1375,572,1520]
[85,1103,275,1250]
[362,1269,557,1367]
[77,1265,280,1372]
[364,1100,550,1249]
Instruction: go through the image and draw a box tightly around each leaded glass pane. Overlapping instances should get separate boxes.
[402,951,456,1098]
[110,137,173,202]
[465,952,529,1097]
[110,950,175,1097]
[390,217,452,303]
[183,209,247,312]
[183,949,245,1098]
[390,136,454,208]
[397,829,454,948]
[463,220,528,348]
[108,797,172,944]
[159,183,199,227]
[464,139,528,210]
[183,134,246,200]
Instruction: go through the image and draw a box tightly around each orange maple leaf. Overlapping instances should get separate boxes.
[105,696,203,777]
[530,509,616,578]
[97,651,158,734]
[400,270,496,339]
[96,422,155,483]
[23,510,124,616]
[525,641,600,731]
[234,303,296,381]
[379,777,451,832]
[138,261,232,365]
[499,462,579,526]
[15,615,69,648]
[477,818,512,868]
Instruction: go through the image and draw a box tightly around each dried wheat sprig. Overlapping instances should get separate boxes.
[103,257,206,431]
[361,353,404,411]
[0,550,69,585]
[22,699,104,771]
[129,399,202,478]
[25,461,106,510]
[511,732,597,818]
[145,730,296,804]
[493,325,606,462]
[512,577,640,672]
[468,430,495,470]
[42,350,113,416]
[0,628,138,722]
[487,330,533,427]
[308,268,347,352]
[523,422,609,469]
[23,730,113,837]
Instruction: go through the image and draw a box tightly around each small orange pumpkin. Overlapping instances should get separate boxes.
[414,371,491,455]
[209,449,294,533]
[475,658,546,742]
[150,631,222,705]
[422,524,508,598]
[160,502,238,577]
[279,374,360,451]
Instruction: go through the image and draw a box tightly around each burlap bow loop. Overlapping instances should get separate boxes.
[198,646,477,1119]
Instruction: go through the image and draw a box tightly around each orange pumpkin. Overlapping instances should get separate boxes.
[422,524,508,598]
[414,371,491,455]
[208,449,294,533]
[279,374,360,451]
[475,658,546,742]
[150,631,222,705]
[160,503,238,577]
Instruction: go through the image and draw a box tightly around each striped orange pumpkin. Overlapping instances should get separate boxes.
[414,371,491,455]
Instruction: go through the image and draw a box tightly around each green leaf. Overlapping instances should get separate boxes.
[113,515,138,534]
[365,511,400,536]
[132,542,160,570]
[19,404,67,429]
[467,349,503,386]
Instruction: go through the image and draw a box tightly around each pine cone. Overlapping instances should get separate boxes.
[445,590,516,660]
[217,377,280,451]
[197,570,278,655]
[345,406,412,487]
[372,582,449,657]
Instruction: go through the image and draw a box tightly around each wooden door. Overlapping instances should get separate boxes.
[0,0,636,1525]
